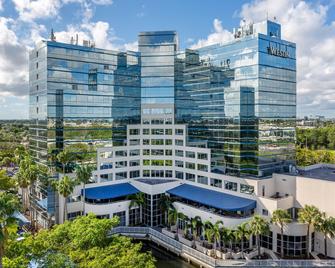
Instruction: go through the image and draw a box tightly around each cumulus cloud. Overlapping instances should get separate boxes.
[0,17,28,97]
[239,0,335,116]
[190,19,234,49]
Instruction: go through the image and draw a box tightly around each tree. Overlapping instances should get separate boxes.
[271,209,292,258]
[190,216,202,242]
[235,222,250,256]
[54,175,77,222]
[249,215,270,259]
[75,165,93,214]
[4,214,155,268]
[204,221,214,246]
[159,195,172,225]
[167,207,178,229]
[129,192,145,224]
[315,214,335,258]
[0,170,16,192]
[0,192,20,267]
[212,220,223,251]
[0,157,12,170]
[57,150,74,174]
[298,205,322,258]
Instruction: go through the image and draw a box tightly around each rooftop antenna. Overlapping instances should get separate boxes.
[50,28,56,41]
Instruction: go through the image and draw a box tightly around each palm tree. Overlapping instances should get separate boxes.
[298,205,322,258]
[168,207,178,229]
[0,192,20,267]
[204,221,214,249]
[54,175,77,222]
[75,164,93,215]
[225,228,235,251]
[129,192,145,224]
[57,150,74,174]
[190,216,202,242]
[0,170,16,192]
[13,146,27,165]
[212,220,223,251]
[159,195,172,225]
[315,214,335,258]
[271,209,292,258]
[177,212,189,235]
[249,215,270,259]
[235,222,250,256]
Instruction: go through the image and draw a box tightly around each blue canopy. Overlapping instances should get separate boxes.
[83,183,139,200]
[37,198,48,210]
[13,211,30,226]
[167,184,256,212]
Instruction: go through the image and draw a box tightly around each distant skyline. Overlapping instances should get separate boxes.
[0,0,334,119]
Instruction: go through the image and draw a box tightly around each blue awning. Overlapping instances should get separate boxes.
[82,183,139,200]
[37,198,48,210]
[13,211,30,226]
[167,184,256,212]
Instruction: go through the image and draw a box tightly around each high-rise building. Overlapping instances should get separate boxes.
[29,20,295,226]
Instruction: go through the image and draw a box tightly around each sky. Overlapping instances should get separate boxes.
[0,0,335,119]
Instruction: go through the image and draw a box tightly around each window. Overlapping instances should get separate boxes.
[165,149,172,156]
[197,153,208,160]
[113,211,126,226]
[186,162,195,170]
[143,170,150,177]
[130,129,139,135]
[143,159,150,166]
[130,170,140,178]
[210,178,222,188]
[115,150,127,157]
[129,149,140,156]
[165,170,172,177]
[165,160,172,166]
[130,160,140,166]
[175,150,183,157]
[225,181,237,191]
[115,172,127,180]
[175,139,184,146]
[151,149,164,155]
[151,119,164,124]
[186,173,195,182]
[36,107,39,114]
[151,129,164,135]
[186,151,195,158]
[143,139,150,145]
[143,129,150,135]
[260,232,273,250]
[276,234,307,257]
[115,161,127,168]
[197,164,208,172]
[165,139,172,145]
[36,62,39,69]
[175,129,184,135]
[175,160,183,167]
[262,209,269,216]
[197,176,208,185]
[36,85,39,91]
[152,160,164,166]
[143,149,150,155]
[36,73,39,80]
[143,120,150,125]
[165,129,172,135]
[129,139,140,145]
[175,171,184,180]
[72,84,78,90]
[36,51,39,57]
[151,139,164,145]
[240,184,254,195]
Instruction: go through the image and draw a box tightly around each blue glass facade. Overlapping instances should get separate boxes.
[176,21,296,176]
[29,20,295,179]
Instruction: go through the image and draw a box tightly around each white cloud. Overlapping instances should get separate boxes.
[240,0,335,116]
[0,0,3,11]
[11,0,62,22]
[0,17,28,97]
[190,18,234,49]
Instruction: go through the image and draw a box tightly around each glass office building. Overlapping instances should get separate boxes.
[29,19,296,224]
[176,20,296,176]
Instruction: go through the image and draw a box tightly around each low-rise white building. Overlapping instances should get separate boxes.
[62,121,335,259]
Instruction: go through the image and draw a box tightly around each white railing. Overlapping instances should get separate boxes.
[110,226,335,267]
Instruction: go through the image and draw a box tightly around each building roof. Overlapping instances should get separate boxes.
[298,166,335,182]
[167,184,256,212]
[83,183,139,200]
[136,178,176,185]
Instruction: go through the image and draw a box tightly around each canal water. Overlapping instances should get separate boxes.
[142,241,198,268]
